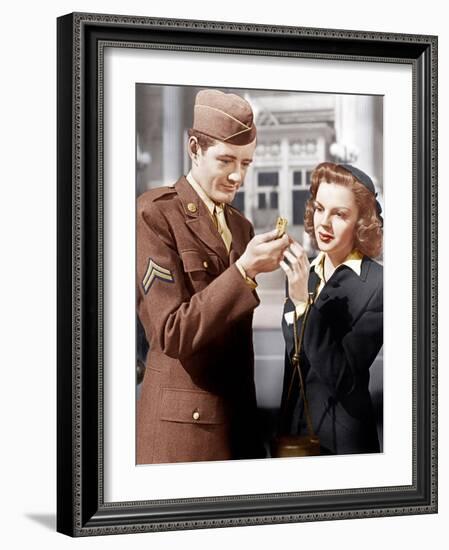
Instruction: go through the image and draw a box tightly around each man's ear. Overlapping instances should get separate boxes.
[187,136,200,163]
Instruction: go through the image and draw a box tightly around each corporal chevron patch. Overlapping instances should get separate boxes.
[142,258,174,294]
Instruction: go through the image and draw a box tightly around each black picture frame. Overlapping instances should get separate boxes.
[57,12,438,537]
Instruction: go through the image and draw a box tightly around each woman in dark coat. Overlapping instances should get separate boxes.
[278,162,383,455]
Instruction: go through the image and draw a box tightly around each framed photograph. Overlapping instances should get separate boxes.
[57,12,437,536]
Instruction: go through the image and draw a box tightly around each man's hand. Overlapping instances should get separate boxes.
[279,239,310,305]
[237,229,289,279]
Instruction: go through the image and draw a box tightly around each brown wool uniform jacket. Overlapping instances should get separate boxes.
[136,176,265,464]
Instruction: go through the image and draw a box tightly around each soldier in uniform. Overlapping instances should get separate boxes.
[137,89,289,464]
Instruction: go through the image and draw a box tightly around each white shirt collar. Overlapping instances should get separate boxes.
[310,249,363,279]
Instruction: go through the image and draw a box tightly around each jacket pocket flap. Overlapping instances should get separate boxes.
[160,388,226,425]
[180,250,219,274]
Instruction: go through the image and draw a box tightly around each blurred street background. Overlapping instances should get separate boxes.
[136,85,384,452]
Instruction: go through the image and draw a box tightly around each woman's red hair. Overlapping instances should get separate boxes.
[304,162,383,258]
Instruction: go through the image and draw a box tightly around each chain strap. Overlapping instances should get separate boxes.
[282,291,317,438]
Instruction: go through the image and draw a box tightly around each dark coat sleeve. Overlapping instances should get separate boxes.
[281,298,296,359]
[303,281,383,392]
[282,269,383,394]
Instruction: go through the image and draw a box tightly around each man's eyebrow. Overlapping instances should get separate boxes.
[217,154,253,162]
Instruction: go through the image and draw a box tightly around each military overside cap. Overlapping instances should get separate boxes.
[192,89,257,145]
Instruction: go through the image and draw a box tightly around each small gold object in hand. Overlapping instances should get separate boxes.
[275,217,288,239]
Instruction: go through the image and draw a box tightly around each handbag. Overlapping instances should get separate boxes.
[271,286,320,458]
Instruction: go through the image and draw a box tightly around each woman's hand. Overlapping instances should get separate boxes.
[280,239,310,306]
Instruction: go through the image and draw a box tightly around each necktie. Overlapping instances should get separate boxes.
[214,205,232,252]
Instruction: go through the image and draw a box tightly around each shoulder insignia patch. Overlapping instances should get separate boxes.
[142,258,174,294]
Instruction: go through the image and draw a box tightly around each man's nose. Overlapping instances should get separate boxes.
[228,167,243,185]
